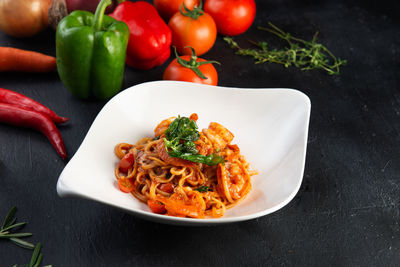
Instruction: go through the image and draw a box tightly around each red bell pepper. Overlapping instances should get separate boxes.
[110,1,172,70]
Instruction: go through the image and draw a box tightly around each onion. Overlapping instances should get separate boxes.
[48,0,68,30]
[48,0,117,30]
[66,0,116,13]
[0,0,52,37]
[0,0,119,37]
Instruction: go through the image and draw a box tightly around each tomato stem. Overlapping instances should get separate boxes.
[174,46,220,79]
[179,0,204,20]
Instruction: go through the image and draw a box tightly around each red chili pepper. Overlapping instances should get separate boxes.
[0,103,67,159]
[110,1,172,70]
[0,88,68,124]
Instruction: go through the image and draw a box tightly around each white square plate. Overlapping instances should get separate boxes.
[57,81,311,226]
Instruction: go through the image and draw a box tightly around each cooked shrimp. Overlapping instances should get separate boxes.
[194,132,214,155]
[156,191,205,218]
[154,117,175,137]
[202,122,234,151]
[217,161,251,203]
[221,144,241,162]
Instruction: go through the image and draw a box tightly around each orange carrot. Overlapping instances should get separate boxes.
[0,47,56,72]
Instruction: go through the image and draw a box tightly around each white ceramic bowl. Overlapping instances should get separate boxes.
[57,81,311,226]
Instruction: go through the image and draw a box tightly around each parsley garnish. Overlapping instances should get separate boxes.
[163,116,224,166]
[194,186,210,192]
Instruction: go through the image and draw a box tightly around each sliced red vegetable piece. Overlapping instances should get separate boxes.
[118,177,134,193]
[159,183,174,193]
[119,152,134,173]
[147,199,167,214]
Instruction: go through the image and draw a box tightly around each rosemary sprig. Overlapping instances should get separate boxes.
[1,207,51,266]
[224,22,347,75]
[0,206,34,249]
[13,242,52,267]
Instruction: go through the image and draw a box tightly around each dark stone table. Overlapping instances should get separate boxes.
[0,0,399,266]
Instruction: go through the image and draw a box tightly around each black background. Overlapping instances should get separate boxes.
[1,0,399,266]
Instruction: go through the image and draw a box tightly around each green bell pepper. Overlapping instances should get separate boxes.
[56,0,129,99]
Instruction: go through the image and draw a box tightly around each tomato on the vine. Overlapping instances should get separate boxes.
[204,0,256,36]
[163,47,219,85]
[168,2,217,56]
[154,0,200,21]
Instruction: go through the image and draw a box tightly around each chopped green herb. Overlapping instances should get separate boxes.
[165,116,199,142]
[175,153,224,165]
[163,116,224,166]
[195,186,210,192]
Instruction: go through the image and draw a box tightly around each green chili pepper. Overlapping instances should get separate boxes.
[56,0,129,99]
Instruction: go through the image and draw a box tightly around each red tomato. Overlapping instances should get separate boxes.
[163,55,218,85]
[159,183,174,193]
[118,152,134,173]
[189,113,198,121]
[204,0,256,36]
[154,0,200,22]
[148,199,167,214]
[118,178,134,193]
[168,6,217,56]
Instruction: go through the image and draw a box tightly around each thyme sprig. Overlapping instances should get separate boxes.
[0,206,34,249]
[224,22,347,75]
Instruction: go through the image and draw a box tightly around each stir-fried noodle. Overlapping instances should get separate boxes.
[114,114,257,218]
